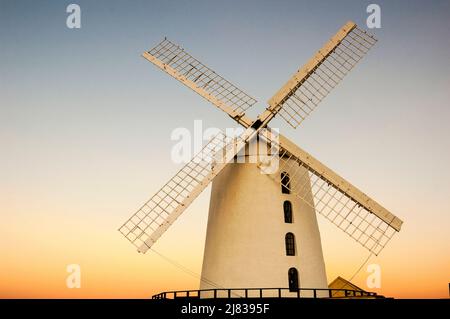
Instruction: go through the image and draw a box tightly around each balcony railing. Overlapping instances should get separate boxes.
[151,287,379,299]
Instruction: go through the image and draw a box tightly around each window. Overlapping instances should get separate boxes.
[281,172,290,194]
[288,268,299,292]
[285,232,295,256]
[283,201,293,223]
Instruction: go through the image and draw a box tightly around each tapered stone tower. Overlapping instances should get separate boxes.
[200,154,328,295]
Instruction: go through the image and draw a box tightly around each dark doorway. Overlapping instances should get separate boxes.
[288,267,299,292]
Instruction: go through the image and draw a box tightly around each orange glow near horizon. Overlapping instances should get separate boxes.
[1,195,449,299]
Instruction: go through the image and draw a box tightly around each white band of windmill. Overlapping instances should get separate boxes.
[119,21,403,257]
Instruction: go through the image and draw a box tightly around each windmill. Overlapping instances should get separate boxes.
[119,21,403,297]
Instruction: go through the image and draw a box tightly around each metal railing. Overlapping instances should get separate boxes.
[151,287,379,299]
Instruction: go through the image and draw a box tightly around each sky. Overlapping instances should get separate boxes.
[1,0,449,298]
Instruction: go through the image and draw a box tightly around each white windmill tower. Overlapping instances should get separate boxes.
[119,21,403,298]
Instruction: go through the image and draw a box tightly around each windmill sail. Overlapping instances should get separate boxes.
[259,131,403,255]
[119,125,274,253]
[119,132,245,253]
[143,38,257,127]
[268,21,377,128]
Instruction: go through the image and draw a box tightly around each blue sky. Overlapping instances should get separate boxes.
[2,0,449,212]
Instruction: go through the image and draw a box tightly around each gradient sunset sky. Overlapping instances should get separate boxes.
[1,0,449,298]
